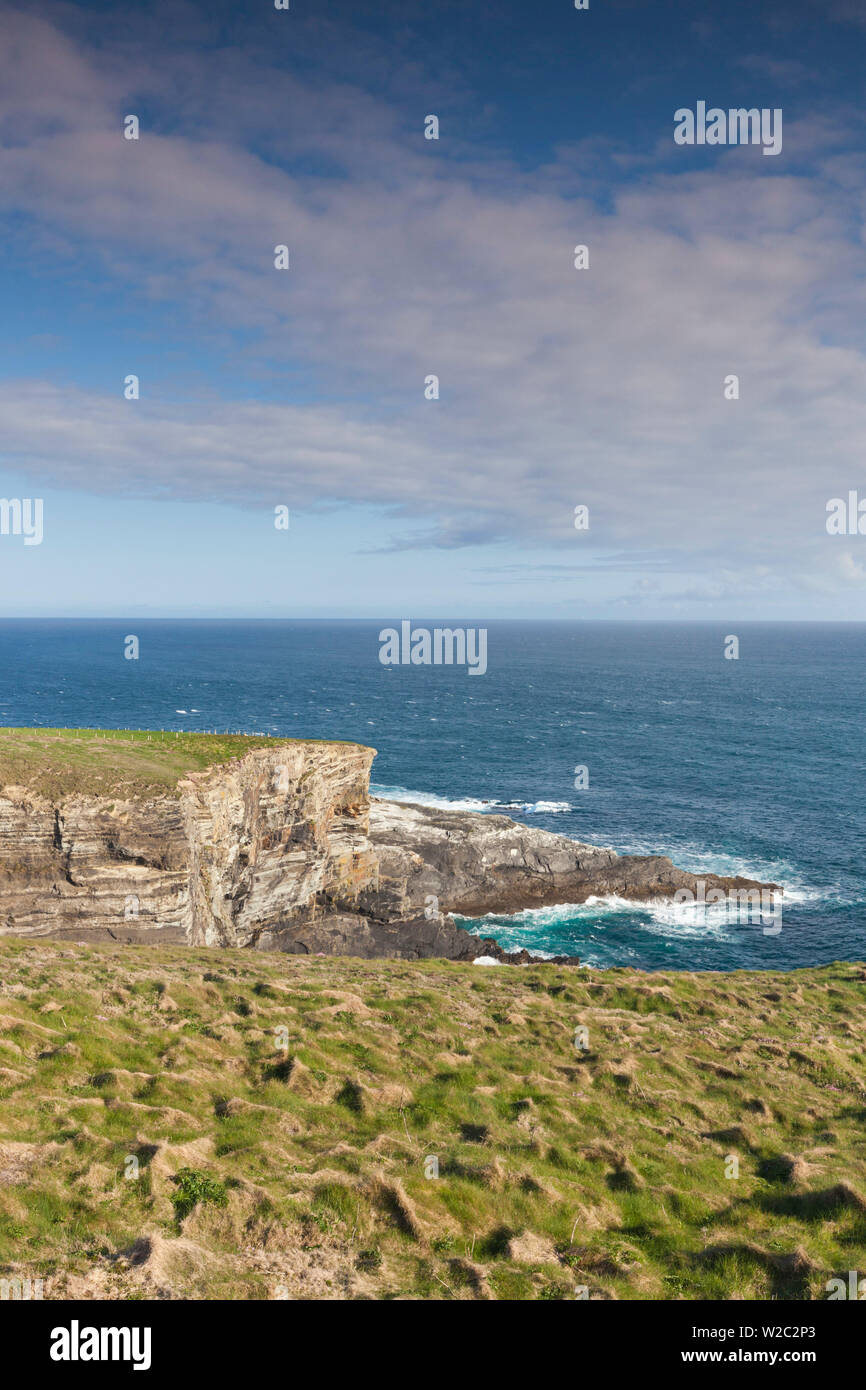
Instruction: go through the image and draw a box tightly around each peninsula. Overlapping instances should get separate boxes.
[0,729,776,962]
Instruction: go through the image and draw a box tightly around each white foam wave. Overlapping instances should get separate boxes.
[372,785,571,815]
[372,784,496,813]
[457,888,782,946]
[608,839,830,907]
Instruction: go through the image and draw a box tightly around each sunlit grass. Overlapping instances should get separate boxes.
[0,937,863,1299]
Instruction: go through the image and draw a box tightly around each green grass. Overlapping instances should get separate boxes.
[170,1168,229,1224]
[0,938,864,1299]
[0,728,369,799]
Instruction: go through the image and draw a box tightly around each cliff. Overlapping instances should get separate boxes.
[0,729,777,961]
[0,733,378,948]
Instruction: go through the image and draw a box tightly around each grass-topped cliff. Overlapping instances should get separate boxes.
[0,938,864,1300]
[0,729,379,949]
[0,728,365,800]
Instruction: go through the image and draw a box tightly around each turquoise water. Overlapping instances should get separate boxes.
[0,619,862,972]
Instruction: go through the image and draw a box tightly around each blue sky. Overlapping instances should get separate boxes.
[0,0,865,617]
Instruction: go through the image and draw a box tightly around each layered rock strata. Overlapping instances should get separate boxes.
[0,740,778,964]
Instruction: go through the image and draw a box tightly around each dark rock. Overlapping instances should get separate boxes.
[365,797,778,920]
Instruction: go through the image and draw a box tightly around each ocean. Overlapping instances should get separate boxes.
[1,618,862,973]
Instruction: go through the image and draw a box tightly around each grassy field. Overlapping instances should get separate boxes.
[0,728,358,800]
[0,938,864,1300]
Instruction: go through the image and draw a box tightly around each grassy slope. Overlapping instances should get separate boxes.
[0,938,864,1300]
[0,729,362,800]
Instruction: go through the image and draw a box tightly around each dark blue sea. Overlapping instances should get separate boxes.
[1,619,862,973]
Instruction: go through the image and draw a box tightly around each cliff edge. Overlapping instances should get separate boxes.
[0,729,778,962]
[0,731,377,948]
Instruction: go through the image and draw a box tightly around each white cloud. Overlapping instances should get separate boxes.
[0,7,865,608]
[838,551,866,584]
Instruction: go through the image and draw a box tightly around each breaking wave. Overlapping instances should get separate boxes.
[372,784,570,815]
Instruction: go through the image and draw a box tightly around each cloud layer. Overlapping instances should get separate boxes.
[0,5,865,607]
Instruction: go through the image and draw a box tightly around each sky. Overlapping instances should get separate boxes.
[0,0,864,618]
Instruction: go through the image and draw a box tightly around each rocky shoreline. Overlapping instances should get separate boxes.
[0,736,779,964]
[269,795,778,965]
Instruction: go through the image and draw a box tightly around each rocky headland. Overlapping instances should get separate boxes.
[0,729,778,965]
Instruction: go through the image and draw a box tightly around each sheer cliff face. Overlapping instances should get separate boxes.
[0,739,778,960]
[0,743,377,947]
